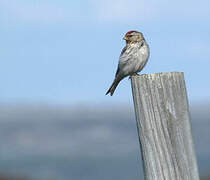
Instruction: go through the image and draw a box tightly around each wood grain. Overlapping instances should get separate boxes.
[131,72,200,180]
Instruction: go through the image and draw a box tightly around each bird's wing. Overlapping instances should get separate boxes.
[118,41,145,68]
[120,46,127,56]
[115,66,120,77]
[116,44,142,77]
[114,46,127,77]
[118,46,133,68]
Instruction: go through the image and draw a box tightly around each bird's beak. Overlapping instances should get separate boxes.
[123,36,129,41]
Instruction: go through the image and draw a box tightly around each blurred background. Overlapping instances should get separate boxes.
[0,0,210,179]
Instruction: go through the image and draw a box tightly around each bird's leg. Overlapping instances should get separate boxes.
[129,73,140,79]
[134,72,140,76]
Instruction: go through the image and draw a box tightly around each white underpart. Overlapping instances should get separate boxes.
[117,41,149,78]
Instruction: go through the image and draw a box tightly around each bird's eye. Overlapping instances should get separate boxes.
[127,34,132,37]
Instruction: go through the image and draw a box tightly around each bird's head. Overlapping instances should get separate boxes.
[123,30,144,43]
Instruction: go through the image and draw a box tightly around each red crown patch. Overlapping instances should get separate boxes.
[126,30,135,34]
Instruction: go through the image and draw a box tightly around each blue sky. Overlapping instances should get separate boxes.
[0,0,210,105]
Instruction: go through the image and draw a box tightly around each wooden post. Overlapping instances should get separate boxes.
[131,72,200,180]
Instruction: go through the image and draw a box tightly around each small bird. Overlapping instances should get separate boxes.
[106,30,150,96]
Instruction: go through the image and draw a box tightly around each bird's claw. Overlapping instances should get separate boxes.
[129,73,140,80]
[134,73,140,76]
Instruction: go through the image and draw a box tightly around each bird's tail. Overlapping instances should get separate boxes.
[106,78,121,96]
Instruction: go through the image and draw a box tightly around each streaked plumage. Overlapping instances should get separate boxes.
[106,30,150,96]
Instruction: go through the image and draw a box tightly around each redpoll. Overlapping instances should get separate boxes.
[106,30,150,96]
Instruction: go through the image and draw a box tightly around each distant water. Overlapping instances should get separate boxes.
[0,104,209,180]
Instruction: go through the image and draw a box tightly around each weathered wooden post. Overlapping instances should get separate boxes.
[131,72,200,180]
